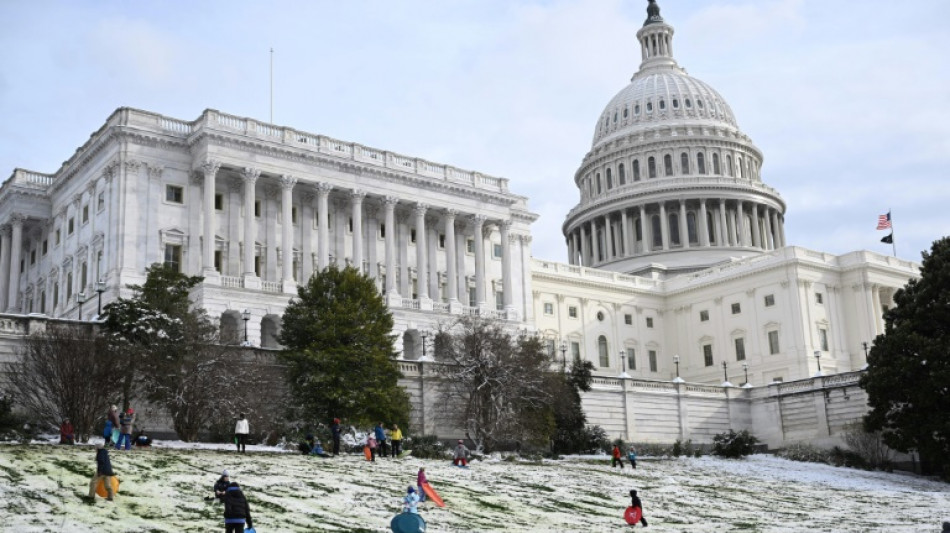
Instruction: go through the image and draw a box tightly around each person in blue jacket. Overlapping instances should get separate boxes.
[374,422,388,458]
[403,486,420,514]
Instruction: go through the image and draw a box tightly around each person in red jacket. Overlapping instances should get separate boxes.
[59,418,74,445]
[611,444,625,469]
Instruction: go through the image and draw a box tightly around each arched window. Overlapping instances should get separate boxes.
[635,104,641,115]
[672,98,679,109]
[588,178,594,197]
[618,163,626,185]
[697,152,706,174]
[648,157,657,178]
[633,160,641,181]
[681,152,690,175]
[646,101,653,113]
[746,159,753,180]
[651,214,662,247]
[596,173,602,194]
[736,157,743,179]
[664,154,673,176]
[698,99,704,109]
[623,107,628,118]
[712,153,721,175]
[613,112,618,123]
[687,212,698,244]
[669,213,681,245]
[685,98,692,108]
[659,99,666,110]
[598,336,610,367]
[726,155,734,176]
[606,168,613,189]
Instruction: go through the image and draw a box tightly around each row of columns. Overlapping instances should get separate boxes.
[201,163,515,309]
[567,198,785,267]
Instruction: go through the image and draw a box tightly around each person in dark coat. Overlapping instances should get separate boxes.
[330,418,341,456]
[374,422,388,458]
[629,489,649,527]
[213,470,230,502]
[87,443,115,501]
[223,481,253,532]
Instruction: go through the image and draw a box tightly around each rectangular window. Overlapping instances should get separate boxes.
[52,283,59,308]
[624,314,633,325]
[568,306,578,318]
[254,254,262,277]
[700,310,709,322]
[379,223,386,239]
[626,348,636,370]
[546,339,556,358]
[735,337,746,361]
[469,287,476,307]
[438,234,445,249]
[254,200,262,217]
[493,243,503,258]
[599,345,609,368]
[703,344,714,366]
[571,341,581,362]
[648,350,657,372]
[768,330,780,355]
[764,294,775,307]
[82,205,89,224]
[815,292,824,304]
[66,273,73,298]
[97,191,105,211]
[543,302,554,315]
[39,291,46,314]
[55,229,61,245]
[165,185,184,204]
[646,317,654,328]
[214,250,222,271]
[164,244,182,273]
[466,239,474,254]
[30,249,36,265]
[214,194,224,211]
[42,240,48,256]
[819,328,829,351]
[731,302,741,314]
[291,207,298,224]
[495,292,504,311]
[68,218,75,235]
[80,262,87,289]
[410,229,417,243]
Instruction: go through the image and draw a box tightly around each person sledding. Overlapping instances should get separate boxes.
[298,434,330,457]
[611,444,625,469]
[403,486,420,514]
[85,443,116,503]
[416,467,428,503]
[452,439,469,467]
[223,481,254,532]
[628,489,649,527]
[627,447,638,469]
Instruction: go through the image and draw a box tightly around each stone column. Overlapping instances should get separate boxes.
[426,218,439,300]
[500,220,513,312]
[444,209,458,303]
[590,219,600,264]
[777,213,786,247]
[763,208,774,250]
[6,214,24,312]
[301,192,314,283]
[350,190,365,272]
[384,197,398,297]
[414,204,429,300]
[679,200,689,248]
[718,199,729,246]
[472,215,486,307]
[316,183,332,269]
[201,160,220,277]
[620,209,630,257]
[736,200,746,247]
[242,168,260,282]
[640,205,651,253]
[0,226,10,311]
[280,175,297,292]
[659,202,670,250]
[751,203,762,249]
[579,225,589,266]
[699,199,710,246]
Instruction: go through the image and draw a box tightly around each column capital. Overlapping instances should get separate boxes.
[470,214,487,226]
[384,196,399,207]
[124,159,142,173]
[243,167,261,182]
[9,213,26,227]
[201,160,221,177]
[414,203,428,216]
[444,208,458,219]
[351,189,367,202]
[147,163,164,180]
[316,182,333,194]
[279,174,297,189]
[499,219,513,231]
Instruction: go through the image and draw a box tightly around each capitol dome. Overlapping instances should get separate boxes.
[563,0,786,277]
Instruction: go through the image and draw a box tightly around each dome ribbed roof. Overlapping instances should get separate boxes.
[592,70,739,149]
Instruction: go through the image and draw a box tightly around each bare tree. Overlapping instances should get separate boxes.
[843,421,895,469]
[435,318,553,453]
[8,324,121,442]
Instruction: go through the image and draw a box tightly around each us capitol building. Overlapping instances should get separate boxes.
[0,1,919,443]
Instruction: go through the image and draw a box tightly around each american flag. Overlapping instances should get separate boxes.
[876,212,891,230]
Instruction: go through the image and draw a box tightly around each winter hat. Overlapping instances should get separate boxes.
[407,486,416,493]
[126,408,134,414]
[458,439,463,444]
[333,418,340,424]
[630,490,637,497]
[222,470,229,477]
[111,405,117,411]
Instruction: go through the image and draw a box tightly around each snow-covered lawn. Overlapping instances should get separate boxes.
[0,441,947,532]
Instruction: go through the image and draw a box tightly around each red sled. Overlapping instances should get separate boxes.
[624,506,643,526]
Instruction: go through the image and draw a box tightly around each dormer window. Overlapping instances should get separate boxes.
[646,101,653,113]
[685,98,692,108]
[634,104,641,115]
[659,99,666,110]
[672,98,679,109]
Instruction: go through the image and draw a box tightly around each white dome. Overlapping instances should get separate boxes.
[592,70,739,149]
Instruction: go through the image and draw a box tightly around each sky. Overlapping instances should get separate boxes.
[1,0,948,265]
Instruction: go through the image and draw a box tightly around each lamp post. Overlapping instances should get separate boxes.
[560,341,568,369]
[76,292,87,320]
[862,341,869,362]
[742,362,749,386]
[95,279,106,316]
[814,350,822,375]
[721,360,728,383]
[673,354,680,379]
[619,349,627,376]
[242,309,251,344]
[420,330,429,360]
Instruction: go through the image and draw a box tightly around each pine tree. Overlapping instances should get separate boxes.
[860,236,950,479]
[279,265,410,428]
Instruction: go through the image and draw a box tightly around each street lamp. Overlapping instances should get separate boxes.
[77,292,86,321]
[95,279,106,316]
[673,354,680,379]
[814,350,822,375]
[420,330,429,360]
[242,309,251,344]
[560,341,568,369]
[721,360,728,383]
[742,362,749,386]
[619,349,627,377]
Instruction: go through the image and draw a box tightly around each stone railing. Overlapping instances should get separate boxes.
[532,259,661,289]
[0,168,56,193]
[221,276,244,289]
[260,281,282,293]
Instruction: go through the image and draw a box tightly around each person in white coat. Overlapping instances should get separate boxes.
[234,414,249,453]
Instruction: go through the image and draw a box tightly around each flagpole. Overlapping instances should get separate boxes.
[269,47,274,123]
[889,209,896,257]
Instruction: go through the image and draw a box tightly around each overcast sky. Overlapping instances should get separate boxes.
[1,0,948,264]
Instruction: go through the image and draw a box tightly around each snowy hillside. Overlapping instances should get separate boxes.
[0,442,946,532]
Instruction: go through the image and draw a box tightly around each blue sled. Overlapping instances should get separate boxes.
[391,512,426,533]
